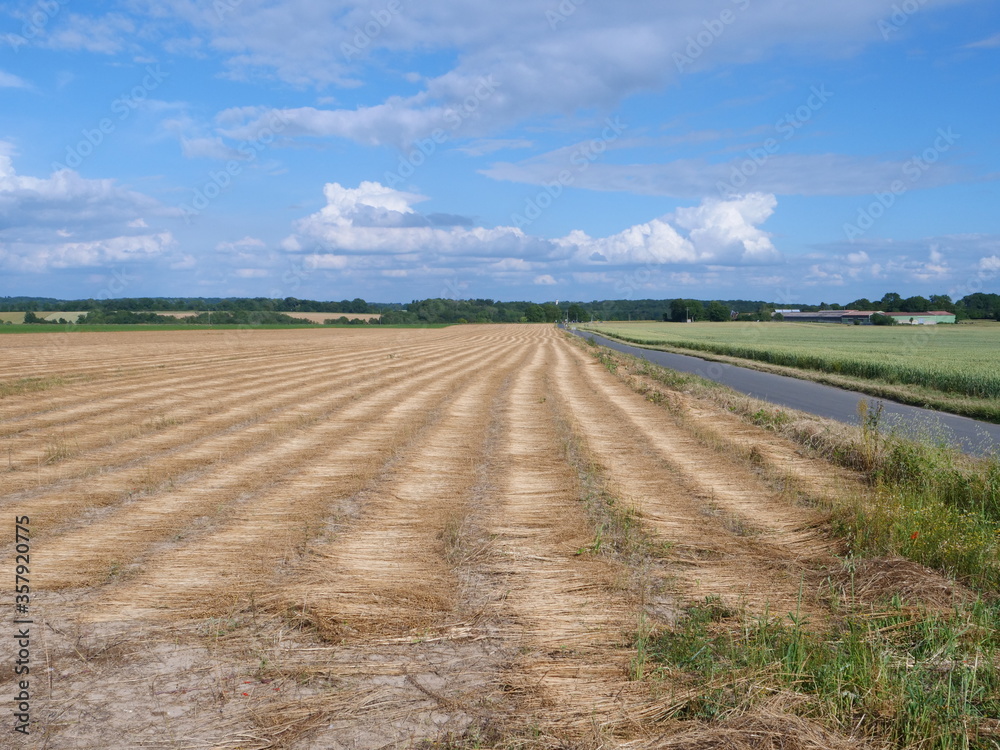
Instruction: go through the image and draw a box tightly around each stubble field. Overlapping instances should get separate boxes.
[0,324,985,749]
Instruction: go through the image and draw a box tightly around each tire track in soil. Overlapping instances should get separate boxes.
[552,337,837,618]
[30,335,524,590]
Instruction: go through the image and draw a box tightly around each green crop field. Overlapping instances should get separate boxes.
[585,320,1000,420]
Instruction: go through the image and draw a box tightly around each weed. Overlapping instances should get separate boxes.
[650,596,1000,749]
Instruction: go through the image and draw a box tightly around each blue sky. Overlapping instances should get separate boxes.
[2,0,999,304]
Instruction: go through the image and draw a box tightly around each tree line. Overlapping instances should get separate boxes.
[4,291,999,325]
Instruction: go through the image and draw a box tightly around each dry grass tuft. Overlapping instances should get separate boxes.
[649,702,869,750]
[824,556,973,612]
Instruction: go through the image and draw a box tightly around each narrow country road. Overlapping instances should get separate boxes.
[570,328,1000,456]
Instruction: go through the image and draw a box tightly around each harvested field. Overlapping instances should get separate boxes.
[1,325,983,749]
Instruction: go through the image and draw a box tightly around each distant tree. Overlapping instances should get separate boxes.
[847,298,873,311]
[929,294,955,312]
[22,311,40,324]
[880,292,903,312]
[706,301,730,321]
[901,295,930,313]
[871,313,898,326]
[540,303,562,322]
[524,303,545,323]
[567,303,587,322]
[669,299,704,322]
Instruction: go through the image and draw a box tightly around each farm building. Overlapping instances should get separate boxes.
[778,311,853,323]
[883,311,956,325]
[778,309,955,325]
[840,311,879,325]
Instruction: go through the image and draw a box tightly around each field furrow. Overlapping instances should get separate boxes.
[0,332,506,532]
[479,339,656,741]
[0,332,464,484]
[30,335,524,590]
[552,339,836,617]
[91,336,531,621]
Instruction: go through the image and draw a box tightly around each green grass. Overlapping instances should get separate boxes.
[832,403,1000,591]
[652,595,1000,749]
[584,321,1000,421]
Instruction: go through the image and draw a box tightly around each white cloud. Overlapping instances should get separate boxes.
[170,254,197,270]
[967,32,1000,49]
[0,233,175,272]
[0,146,179,272]
[673,193,779,262]
[216,236,266,253]
[457,139,534,157]
[284,181,780,288]
[147,0,982,150]
[180,136,247,160]
[0,71,30,89]
[978,255,1000,277]
[483,152,970,199]
[44,13,135,54]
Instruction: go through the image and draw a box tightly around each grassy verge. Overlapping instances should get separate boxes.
[580,327,1000,423]
[569,333,1000,749]
[654,595,1000,749]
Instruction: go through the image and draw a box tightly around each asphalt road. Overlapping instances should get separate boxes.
[569,328,1000,457]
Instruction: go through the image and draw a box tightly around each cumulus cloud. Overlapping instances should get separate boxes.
[0,146,178,272]
[284,180,533,256]
[283,181,780,281]
[978,256,1000,277]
